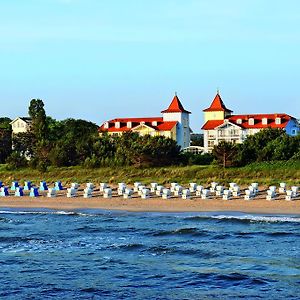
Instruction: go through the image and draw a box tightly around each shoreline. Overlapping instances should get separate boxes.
[0,195,299,215]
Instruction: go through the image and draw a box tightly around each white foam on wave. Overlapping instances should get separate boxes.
[0,210,90,217]
[210,215,300,223]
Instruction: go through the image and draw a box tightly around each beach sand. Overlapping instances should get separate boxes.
[0,191,299,214]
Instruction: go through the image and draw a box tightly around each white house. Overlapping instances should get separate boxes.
[99,94,192,149]
[9,117,32,135]
[201,93,300,152]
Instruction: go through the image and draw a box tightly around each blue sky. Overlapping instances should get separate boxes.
[1,0,299,131]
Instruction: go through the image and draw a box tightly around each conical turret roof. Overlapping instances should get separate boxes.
[203,93,233,113]
[161,95,191,114]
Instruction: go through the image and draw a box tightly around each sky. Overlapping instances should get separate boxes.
[0,0,299,131]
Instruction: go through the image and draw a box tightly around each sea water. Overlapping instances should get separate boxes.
[0,209,299,299]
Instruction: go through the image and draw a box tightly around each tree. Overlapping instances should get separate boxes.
[28,99,48,142]
[236,128,285,165]
[212,141,238,168]
[0,117,12,163]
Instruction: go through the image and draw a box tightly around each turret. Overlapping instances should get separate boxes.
[161,94,191,149]
[203,92,233,122]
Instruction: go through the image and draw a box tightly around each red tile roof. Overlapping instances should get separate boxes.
[201,113,292,130]
[203,93,233,113]
[229,114,291,129]
[201,120,224,130]
[99,117,177,133]
[161,95,191,114]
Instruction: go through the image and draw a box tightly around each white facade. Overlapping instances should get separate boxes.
[203,118,300,153]
[162,111,190,149]
[10,117,32,135]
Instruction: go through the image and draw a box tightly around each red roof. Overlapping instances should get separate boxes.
[201,113,292,130]
[161,95,191,114]
[99,117,177,133]
[201,120,224,130]
[203,93,233,113]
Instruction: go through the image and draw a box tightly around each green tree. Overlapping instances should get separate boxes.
[28,99,48,142]
[212,141,238,168]
[0,117,12,163]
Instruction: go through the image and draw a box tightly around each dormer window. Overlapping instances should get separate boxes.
[248,118,254,126]
[104,122,109,129]
[152,121,158,126]
[127,122,132,128]
[140,121,145,125]
[262,118,268,125]
[236,118,242,124]
[275,117,281,125]
[115,122,120,129]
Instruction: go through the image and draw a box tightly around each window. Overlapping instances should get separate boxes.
[262,118,268,125]
[248,118,254,126]
[208,140,214,147]
[275,117,281,125]
[115,122,120,128]
[236,119,242,124]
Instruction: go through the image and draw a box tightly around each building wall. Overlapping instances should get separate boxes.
[285,119,300,136]
[204,111,224,122]
[11,119,30,134]
[163,112,190,149]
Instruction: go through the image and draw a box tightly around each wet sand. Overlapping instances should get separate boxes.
[0,192,299,214]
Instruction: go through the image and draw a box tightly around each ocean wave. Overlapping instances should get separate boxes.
[0,210,90,217]
[184,214,300,223]
[211,215,300,223]
[150,227,208,237]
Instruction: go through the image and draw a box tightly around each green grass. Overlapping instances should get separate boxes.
[0,161,299,187]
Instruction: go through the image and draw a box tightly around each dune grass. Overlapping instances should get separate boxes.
[0,161,299,187]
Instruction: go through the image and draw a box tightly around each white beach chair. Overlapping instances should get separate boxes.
[123,188,133,199]
[133,182,141,192]
[103,188,112,199]
[189,183,197,193]
[170,183,178,193]
[229,182,237,191]
[291,186,299,198]
[71,183,79,190]
[137,185,146,196]
[244,189,254,200]
[118,183,126,196]
[196,185,204,196]
[86,183,94,191]
[47,188,57,198]
[182,189,191,199]
[232,186,240,197]
[216,185,224,197]
[67,188,76,198]
[174,185,183,196]
[156,185,164,196]
[83,188,93,198]
[201,189,210,199]
[266,189,276,201]
[210,182,218,193]
[100,183,108,192]
[285,190,294,201]
[251,183,259,194]
[279,182,286,194]
[162,188,171,199]
[150,183,158,192]
[141,188,150,199]
[223,189,232,200]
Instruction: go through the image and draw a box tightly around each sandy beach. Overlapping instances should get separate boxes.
[0,193,299,214]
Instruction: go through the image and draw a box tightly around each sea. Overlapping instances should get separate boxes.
[0,209,299,299]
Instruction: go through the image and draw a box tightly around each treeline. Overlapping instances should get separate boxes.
[0,99,299,171]
[212,128,300,167]
[3,99,182,171]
